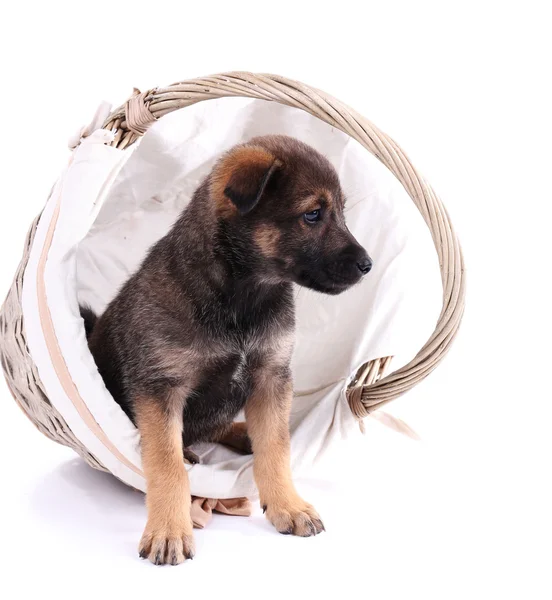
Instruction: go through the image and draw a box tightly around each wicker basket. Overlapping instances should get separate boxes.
[0,72,465,475]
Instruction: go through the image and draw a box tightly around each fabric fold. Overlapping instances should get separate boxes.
[191,496,252,528]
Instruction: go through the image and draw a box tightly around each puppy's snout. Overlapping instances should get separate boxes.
[357,255,373,275]
[345,242,372,275]
[339,243,372,278]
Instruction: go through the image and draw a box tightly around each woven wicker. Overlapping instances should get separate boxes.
[0,72,465,473]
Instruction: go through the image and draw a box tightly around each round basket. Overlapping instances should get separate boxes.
[0,72,465,475]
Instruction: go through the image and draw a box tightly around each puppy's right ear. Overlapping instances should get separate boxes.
[211,145,282,216]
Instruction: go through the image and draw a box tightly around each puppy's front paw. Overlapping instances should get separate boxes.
[139,522,195,565]
[263,498,325,537]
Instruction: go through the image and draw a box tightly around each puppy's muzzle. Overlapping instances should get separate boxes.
[337,243,373,281]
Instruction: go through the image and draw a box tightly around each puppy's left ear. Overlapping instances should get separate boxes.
[212,145,283,215]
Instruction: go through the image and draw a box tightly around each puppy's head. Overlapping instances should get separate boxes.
[210,135,372,294]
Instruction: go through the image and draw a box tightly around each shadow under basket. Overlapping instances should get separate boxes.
[0,72,465,498]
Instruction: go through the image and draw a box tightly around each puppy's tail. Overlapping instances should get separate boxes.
[79,305,97,340]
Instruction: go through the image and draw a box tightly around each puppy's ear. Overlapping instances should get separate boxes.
[212,146,283,216]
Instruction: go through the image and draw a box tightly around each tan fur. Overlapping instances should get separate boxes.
[136,397,195,565]
[245,368,324,536]
[151,345,202,380]
[295,189,334,215]
[255,329,295,365]
[217,421,252,454]
[211,146,279,217]
[151,340,236,379]
[253,224,281,257]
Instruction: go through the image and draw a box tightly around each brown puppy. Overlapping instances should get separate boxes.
[81,135,372,565]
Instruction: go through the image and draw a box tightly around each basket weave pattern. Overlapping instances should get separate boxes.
[0,73,464,467]
[0,216,106,471]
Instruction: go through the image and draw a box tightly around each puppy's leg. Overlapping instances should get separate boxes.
[245,368,324,537]
[136,396,195,565]
[217,421,253,454]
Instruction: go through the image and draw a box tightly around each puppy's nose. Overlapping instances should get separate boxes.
[357,256,373,275]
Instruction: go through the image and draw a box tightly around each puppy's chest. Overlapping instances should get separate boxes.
[218,330,268,386]
[182,342,258,444]
[181,301,294,443]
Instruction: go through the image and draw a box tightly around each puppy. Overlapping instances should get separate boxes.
[81,135,372,565]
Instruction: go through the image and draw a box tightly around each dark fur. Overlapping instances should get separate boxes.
[82,135,371,448]
[80,306,97,339]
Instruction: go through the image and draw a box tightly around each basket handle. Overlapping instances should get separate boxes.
[100,72,466,419]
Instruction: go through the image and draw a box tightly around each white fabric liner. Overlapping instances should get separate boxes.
[22,131,146,491]
[24,97,442,499]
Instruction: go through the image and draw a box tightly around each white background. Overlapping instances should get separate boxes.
[1,2,551,598]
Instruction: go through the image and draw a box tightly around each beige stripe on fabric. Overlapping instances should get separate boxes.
[36,177,145,478]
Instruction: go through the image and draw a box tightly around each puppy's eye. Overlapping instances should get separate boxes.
[303,209,321,224]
